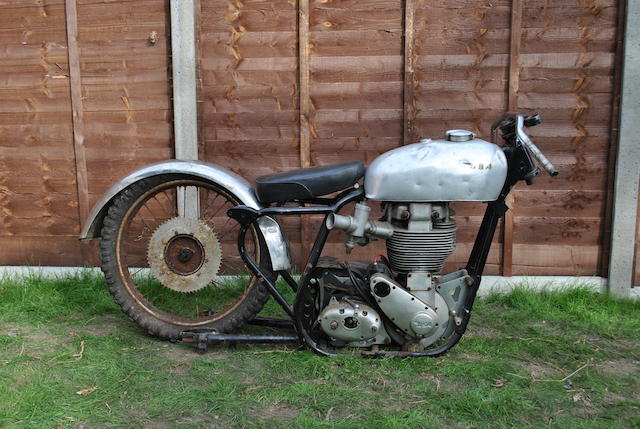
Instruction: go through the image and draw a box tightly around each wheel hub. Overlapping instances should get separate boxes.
[147,217,222,293]
[164,234,205,275]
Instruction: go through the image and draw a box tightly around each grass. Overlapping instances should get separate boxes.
[0,272,638,428]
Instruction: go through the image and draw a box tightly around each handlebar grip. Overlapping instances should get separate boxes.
[524,113,542,127]
[523,139,559,176]
[514,114,558,177]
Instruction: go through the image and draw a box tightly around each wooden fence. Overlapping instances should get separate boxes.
[1,0,637,284]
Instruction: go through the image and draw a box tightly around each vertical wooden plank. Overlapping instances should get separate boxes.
[507,0,522,114]
[299,0,311,170]
[299,0,312,262]
[503,0,523,277]
[64,0,89,236]
[402,0,415,146]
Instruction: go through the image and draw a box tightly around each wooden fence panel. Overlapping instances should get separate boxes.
[0,0,82,265]
[511,0,619,275]
[198,0,303,257]
[76,0,173,201]
[0,0,631,284]
[199,0,300,180]
[75,0,173,265]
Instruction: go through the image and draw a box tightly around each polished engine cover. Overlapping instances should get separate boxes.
[365,137,508,202]
[370,273,448,345]
[318,298,383,343]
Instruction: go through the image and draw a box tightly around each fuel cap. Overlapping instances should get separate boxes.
[445,129,475,142]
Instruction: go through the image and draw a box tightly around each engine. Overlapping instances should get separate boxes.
[321,201,471,350]
[385,202,456,273]
[316,131,504,350]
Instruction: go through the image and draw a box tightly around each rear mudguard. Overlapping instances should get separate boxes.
[79,160,292,271]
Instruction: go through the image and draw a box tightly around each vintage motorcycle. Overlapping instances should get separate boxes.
[81,112,557,357]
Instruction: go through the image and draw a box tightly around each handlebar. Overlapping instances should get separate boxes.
[491,113,559,177]
[515,115,559,177]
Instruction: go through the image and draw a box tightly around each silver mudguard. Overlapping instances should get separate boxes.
[80,160,291,271]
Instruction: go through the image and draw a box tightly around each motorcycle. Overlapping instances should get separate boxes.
[80,112,557,357]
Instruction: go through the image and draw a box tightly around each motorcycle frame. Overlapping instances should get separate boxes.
[184,138,537,356]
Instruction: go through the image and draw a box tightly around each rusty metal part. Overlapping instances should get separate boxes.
[147,217,222,293]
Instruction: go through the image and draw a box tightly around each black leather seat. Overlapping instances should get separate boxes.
[255,162,365,203]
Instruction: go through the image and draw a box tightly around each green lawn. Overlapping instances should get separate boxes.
[0,272,638,428]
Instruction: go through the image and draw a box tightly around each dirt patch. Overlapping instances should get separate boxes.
[25,330,63,348]
[141,421,171,429]
[414,373,463,394]
[518,361,561,379]
[458,352,483,362]
[68,314,134,337]
[163,346,205,363]
[603,390,629,405]
[611,338,640,350]
[596,359,640,378]
[75,423,115,429]
[465,326,501,338]
[0,323,65,355]
[234,357,266,386]
[250,403,300,421]
[0,323,21,338]
[529,321,563,335]
[175,415,230,427]
[162,346,204,375]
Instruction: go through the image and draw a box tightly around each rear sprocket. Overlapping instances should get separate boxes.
[147,217,222,293]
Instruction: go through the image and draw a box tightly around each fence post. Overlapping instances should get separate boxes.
[170,0,199,218]
[608,1,640,297]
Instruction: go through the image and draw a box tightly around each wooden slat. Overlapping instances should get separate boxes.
[299,0,311,170]
[299,0,312,264]
[507,0,522,113]
[402,0,415,145]
[502,0,523,277]
[65,0,89,245]
[0,236,92,267]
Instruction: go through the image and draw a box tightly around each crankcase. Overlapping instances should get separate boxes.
[318,298,383,343]
[370,273,449,345]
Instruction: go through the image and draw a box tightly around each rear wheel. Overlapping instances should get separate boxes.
[99,175,273,340]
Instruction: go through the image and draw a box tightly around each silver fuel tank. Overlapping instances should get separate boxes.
[364,130,508,202]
